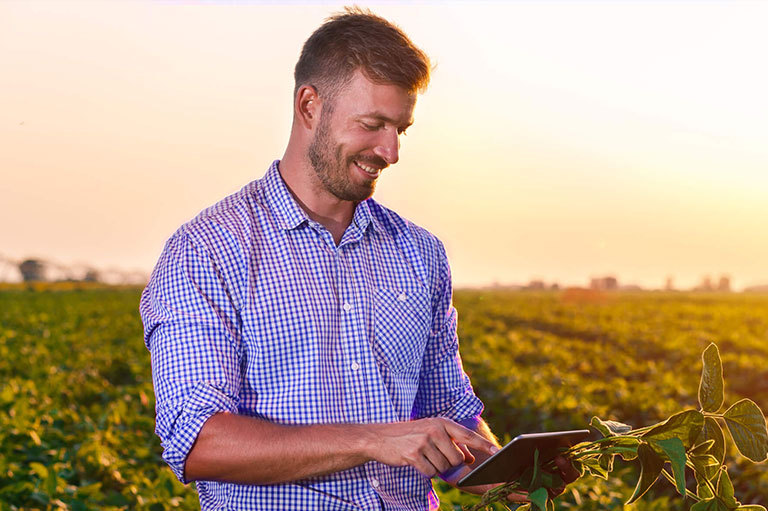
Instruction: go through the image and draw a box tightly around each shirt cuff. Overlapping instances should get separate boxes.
[158,380,238,483]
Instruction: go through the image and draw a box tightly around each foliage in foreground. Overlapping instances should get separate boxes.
[470,344,768,511]
[0,287,198,510]
[2,287,767,510]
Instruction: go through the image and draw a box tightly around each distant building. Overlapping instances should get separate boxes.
[84,269,101,282]
[665,276,675,291]
[527,280,546,290]
[590,276,618,291]
[19,259,47,282]
[694,274,731,292]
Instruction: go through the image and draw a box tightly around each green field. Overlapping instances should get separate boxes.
[1,285,766,510]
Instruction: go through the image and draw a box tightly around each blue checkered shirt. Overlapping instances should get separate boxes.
[140,161,484,510]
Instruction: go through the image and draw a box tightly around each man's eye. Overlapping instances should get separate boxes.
[362,123,381,131]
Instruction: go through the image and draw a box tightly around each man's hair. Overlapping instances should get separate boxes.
[294,7,431,104]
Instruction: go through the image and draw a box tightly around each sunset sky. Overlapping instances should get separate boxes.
[2,1,767,289]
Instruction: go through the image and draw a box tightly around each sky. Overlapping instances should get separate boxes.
[2,1,767,289]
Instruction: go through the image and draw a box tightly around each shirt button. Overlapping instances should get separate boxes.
[397,292,407,302]
[342,302,352,312]
[351,361,360,371]
[371,478,380,488]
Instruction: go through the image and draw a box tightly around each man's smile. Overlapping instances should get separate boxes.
[353,159,386,179]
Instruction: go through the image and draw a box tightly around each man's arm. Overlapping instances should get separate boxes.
[184,413,499,484]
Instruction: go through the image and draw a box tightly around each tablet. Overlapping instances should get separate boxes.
[457,429,591,487]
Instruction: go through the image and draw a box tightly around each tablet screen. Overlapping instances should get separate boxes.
[457,429,591,487]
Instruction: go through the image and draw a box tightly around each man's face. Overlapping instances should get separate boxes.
[307,70,416,202]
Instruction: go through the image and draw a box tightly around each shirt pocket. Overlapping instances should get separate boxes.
[372,287,431,374]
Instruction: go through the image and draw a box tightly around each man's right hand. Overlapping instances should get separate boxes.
[363,417,499,477]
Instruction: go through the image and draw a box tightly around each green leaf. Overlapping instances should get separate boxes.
[642,409,704,448]
[530,448,541,489]
[723,399,768,462]
[580,457,609,480]
[691,439,716,456]
[598,452,614,473]
[691,453,721,482]
[570,458,585,476]
[715,468,738,508]
[528,487,548,511]
[691,498,731,511]
[696,472,715,499]
[696,417,727,468]
[614,436,641,461]
[28,462,48,480]
[45,469,57,497]
[626,442,665,504]
[653,437,687,495]
[737,506,767,511]
[590,416,632,437]
[699,343,724,413]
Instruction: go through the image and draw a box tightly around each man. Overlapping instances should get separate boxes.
[140,8,575,510]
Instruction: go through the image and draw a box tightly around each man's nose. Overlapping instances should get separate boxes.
[373,129,400,165]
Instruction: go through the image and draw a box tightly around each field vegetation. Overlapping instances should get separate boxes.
[1,285,766,510]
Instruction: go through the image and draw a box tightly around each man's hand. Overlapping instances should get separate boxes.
[489,454,580,504]
[545,455,580,498]
[364,417,499,478]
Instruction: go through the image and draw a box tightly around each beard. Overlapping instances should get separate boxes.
[307,114,385,202]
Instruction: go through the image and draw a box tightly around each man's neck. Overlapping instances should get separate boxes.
[278,153,356,245]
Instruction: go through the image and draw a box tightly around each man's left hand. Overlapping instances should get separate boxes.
[543,455,580,499]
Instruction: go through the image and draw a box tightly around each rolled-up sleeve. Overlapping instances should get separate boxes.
[139,231,242,483]
[412,241,483,422]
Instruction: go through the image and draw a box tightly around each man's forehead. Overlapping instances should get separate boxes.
[334,70,415,108]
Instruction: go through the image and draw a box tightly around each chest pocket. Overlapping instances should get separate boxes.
[373,287,432,374]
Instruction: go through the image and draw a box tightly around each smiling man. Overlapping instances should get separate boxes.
[140,7,573,510]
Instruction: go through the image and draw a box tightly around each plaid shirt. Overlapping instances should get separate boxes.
[140,161,483,510]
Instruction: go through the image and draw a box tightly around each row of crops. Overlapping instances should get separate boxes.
[1,285,766,509]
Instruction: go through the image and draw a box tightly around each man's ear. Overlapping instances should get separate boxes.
[295,85,321,130]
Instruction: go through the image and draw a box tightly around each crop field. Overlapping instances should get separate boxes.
[1,285,766,510]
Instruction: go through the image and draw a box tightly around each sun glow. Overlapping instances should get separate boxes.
[1,1,766,289]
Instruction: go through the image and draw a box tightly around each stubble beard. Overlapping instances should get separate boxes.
[307,114,377,203]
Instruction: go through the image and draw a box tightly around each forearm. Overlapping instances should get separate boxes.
[184,413,498,485]
[184,412,373,484]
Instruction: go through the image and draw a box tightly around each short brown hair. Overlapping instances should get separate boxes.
[294,7,431,103]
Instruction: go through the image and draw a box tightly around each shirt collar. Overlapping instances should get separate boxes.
[264,160,310,231]
[264,159,381,235]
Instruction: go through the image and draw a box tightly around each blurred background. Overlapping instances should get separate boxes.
[2,0,767,291]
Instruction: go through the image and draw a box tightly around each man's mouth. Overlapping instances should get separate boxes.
[354,160,384,179]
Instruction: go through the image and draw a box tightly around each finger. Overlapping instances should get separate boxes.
[554,455,580,484]
[413,454,439,478]
[422,440,455,473]
[444,421,498,455]
[429,422,474,467]
[547,485,565,499]
[457,443,475,465]
[505,490,529,503]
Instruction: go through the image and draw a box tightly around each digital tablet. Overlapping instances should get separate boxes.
[457,429,591,487]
